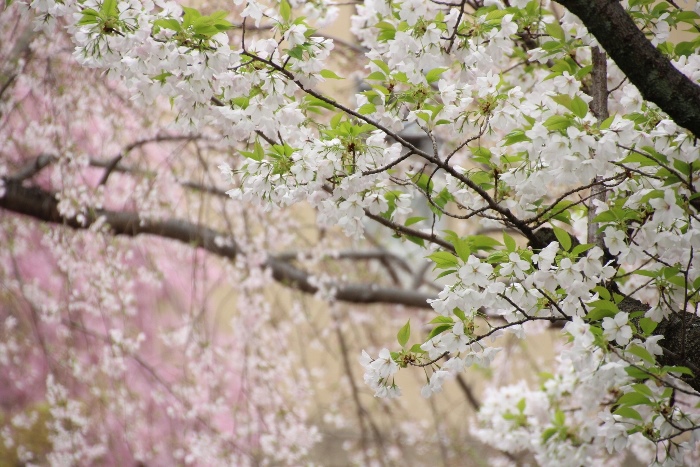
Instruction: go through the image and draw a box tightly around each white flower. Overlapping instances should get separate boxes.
[532,242,558,269]
[285,24,307,48]
[604,227,628,257]
[577,246,604,277]
[421,370,450,398]
[555,257,580,287]
[369,348,398,379]
[602,312,633,346]
[565,316,594,348]
[500,252,530,280]
[551,72,579,97]
[458,255,493,287]
[649,190,683,227]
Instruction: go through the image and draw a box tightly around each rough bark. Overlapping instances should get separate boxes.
[557,0,700,138]
[619,297,700,392]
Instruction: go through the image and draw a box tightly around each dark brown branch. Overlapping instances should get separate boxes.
[0,179,435,309]
[7,154,56,181]
[98,135,201,186]
[556,0,700,138]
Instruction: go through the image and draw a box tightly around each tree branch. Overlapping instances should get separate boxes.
[557,0,700,138]
[0,179,435,309]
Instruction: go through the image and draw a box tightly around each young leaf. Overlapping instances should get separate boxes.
[544,115,571,131]
[613,406,643,421]
[425,67,448,84]
[571,96,588,119]
[404,216,426,227]
[427,251,460,269]
[371,59,391,75]
[280,0,292,22]
[397,320,411,347]
[551,225,572,251]
[427,323,452,340]
[253,140,265,161]
[626,344,655,365]
[320,69,344,80]
[503,232,516,252]
[453,238,471,262]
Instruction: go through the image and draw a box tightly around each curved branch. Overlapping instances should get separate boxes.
[557,0,700,138]
[0,179,435,309]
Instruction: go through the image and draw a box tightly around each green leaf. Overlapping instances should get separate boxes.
[305,95,335,111]
[397,320,411,347]
[571,96,588,119]
[485,9,509,21]
[663,365,695,376]
[411,172,433,192]
[613,406,643,421]
[427,251,460,269]
[552,225,572,251]
[287,45,304,60]
[320,69,344,80]
[599,115,615,130]
[585,300,618,321]
[617,392,652,407]
[154,18,182,32]
[453,238,471,262]
[545,21,565,40]
[182,6,201,28]
[366,71,386,81]
[632,383,653,397]
[406,235,425,247]
[470,146,493,165]
[371,59,391,75]
[151,71,173,83]
[330,112,343,128]
[570,243,593,256]
[410,343,426,353]
[405,216,426,226]
[639,318,658,336]
[591,210,617,223]
[503,232,516,252]
[627,344,655,365]
[468,235,502,251]
[575,65,593,80]
[253,141,265,162]
[280,0,291,22]
[551,94,573,111]
[101,0,118,16]
[544,115,571,131]
[429,316,454,325]
[435,269,457,279]
[503,130,531,146]
[625,366,651,380]
[77,9,101,26]
[427,323,452,340]
[541,427,558,443]
[593,285,611,301]
[425,67,448,84]
[554,409,565,425]
[240,149,262,161]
